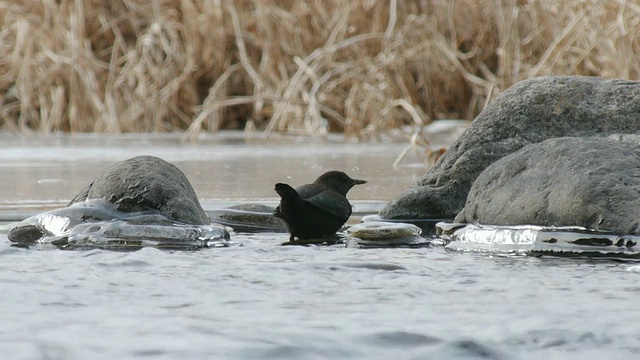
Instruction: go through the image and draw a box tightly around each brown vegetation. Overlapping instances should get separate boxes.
[1,0,639,139]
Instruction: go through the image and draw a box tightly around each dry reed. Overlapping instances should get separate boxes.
[1,0,639,140]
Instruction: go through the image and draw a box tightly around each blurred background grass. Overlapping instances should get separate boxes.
[1,0,639,140]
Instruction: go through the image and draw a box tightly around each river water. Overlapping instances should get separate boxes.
[1,130,639,360]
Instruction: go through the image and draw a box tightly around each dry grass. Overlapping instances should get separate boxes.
[1,0,639,140]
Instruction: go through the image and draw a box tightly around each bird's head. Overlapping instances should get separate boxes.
[313,171,367,196]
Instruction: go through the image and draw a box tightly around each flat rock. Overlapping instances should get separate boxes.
[348,221,422,240]
[455,137,640,234]
[208,203,288,232]
[381,76,640,220]
[346,221,432,248]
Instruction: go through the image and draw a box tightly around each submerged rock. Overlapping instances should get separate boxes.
[69,155,210,225]
[208,203,287,233]
[381,76,640,221]
[456,137,640,234]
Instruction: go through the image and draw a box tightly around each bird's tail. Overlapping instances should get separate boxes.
[274,183,299,201]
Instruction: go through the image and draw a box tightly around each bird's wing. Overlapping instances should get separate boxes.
[295,184,324,199]
[303,190,352,221]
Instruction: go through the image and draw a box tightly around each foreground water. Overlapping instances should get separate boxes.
[1,131,639,360]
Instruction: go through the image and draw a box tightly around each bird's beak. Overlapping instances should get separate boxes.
[352,179,367,185]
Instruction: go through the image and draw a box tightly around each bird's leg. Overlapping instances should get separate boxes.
[289,235,295,242]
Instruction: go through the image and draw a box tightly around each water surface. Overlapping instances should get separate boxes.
[1,132,639,360]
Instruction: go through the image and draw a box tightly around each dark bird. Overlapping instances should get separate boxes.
[273,171,367,241]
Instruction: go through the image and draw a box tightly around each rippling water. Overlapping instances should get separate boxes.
[1,130,639,359]
[2,234,639,360]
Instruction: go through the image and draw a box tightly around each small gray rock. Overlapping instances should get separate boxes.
[381,76,640,220]
[348,221,422,240]
[346,221,431,248]
[455,137,640,234]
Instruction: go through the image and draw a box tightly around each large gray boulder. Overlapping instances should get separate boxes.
[380,76,640,220]
[455,137,640,234]
[69,155,210,225]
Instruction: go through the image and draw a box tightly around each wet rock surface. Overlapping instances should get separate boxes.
[362,214,453,235]
[69,155,210,225]
[209,203,288,233]
[8,199,231,250]
[441,222,640,260]
[455,137,640,234]
[381,76,640,220]
[50,220,231,250]
[347,220,435,248]
[348,221,422,240]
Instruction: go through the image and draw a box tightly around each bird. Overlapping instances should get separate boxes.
[273,171,367,241]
